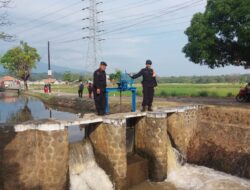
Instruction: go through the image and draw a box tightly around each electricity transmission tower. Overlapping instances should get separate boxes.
[82,0,104,68]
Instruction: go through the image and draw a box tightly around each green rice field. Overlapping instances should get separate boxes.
[30,83,244,98]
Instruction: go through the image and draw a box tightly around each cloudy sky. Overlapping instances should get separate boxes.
[0,0,248,76]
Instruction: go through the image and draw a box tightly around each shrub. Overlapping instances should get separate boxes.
[191,93,197,97]
[159,90,168,97]
[227,92,233,97]
[198,91,209,97]
[171,91,177,97]
[211,92,219,97]
[136,91,142,96]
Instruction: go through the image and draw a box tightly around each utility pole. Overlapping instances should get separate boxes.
[48,41,51,73]
[48,41,52,93]
[82,0,104,68]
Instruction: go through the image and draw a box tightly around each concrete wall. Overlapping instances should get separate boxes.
[135,113,168,181]
[167,109,198,157]
[87,118,127,190]
[0,121,69,190]
[86,113,170,189]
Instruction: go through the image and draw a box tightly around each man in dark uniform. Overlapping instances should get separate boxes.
[130,60,157,112]
[93,62,107,115]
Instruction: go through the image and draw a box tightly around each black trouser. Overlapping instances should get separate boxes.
[93,88,106,115]
[78,90,83,98]
[142,86,154,107]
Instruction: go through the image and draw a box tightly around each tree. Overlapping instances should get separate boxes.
[63,71,72,82]
[0,0,13,41]
[183,0,250,69]
[0,41,41,90]
[79,75,83,82]
[109,70,121,85]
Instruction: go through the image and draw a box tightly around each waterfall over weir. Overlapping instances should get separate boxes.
[130,135,250,190]
[165,135,250,190]
[69,140,114,190]
[69,135,250,190]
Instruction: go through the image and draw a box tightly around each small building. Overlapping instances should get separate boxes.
[0,76,20,88]
[42,78,57,84]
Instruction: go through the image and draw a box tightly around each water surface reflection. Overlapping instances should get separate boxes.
[0,92,85,142]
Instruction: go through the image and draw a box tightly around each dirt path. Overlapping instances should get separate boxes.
[155,97,250,107]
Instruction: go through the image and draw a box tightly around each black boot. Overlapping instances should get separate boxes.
[148,106,153,112]
[141,106,146,112]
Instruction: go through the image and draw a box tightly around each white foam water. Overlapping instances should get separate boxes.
[165,136,250,190]
[69,140,114,190]
[70,167,114,190]
[166,164,250,190]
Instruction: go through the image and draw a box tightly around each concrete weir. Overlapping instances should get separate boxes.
[2,105,249,190]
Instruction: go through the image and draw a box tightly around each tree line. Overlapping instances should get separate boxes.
[157,74,250,84]
[1,71,249,85]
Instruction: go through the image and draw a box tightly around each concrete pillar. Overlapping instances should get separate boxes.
[167,109,198,157]
[0,120,69,190]
[135,112,168,181]
[88,118,127,190]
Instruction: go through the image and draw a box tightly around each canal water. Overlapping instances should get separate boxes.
[0,92,85,143]
[1,93,250,190]
[0,93,78,123]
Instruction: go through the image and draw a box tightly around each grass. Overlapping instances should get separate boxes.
[29,83,243,98]
[154,83,241,98]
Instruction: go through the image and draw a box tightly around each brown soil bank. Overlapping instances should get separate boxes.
[24,91,136,114]
[168,106,250,179]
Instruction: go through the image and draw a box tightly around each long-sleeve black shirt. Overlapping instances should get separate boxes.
[132,67,157,88]
[93,69,107,90]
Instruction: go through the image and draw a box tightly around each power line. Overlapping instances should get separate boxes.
[11,0,82,30]
[103,1,202,27]
[50,0,203,44]
[106,29,185,40]
[51,20,188,44]
[15,8,81,35]
[103,0,158,14]
[14,0,200,42]
[101,0,203,35]
[47,1,201,42]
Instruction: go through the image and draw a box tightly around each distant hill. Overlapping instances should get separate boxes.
[0,62,87,74]
[0,66,4,73]
[33,62,87,73]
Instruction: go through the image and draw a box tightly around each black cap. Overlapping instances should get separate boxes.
[100,61,107,66]
[146,60,152,65]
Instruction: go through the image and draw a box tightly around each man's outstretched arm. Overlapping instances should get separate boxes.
[131,69,143,79]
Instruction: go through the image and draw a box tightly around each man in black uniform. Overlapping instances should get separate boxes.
[93,62,107,115]
[130,60,157,112]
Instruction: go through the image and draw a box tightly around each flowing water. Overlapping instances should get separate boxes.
[69,140,114,190]
[130,136,250,190]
